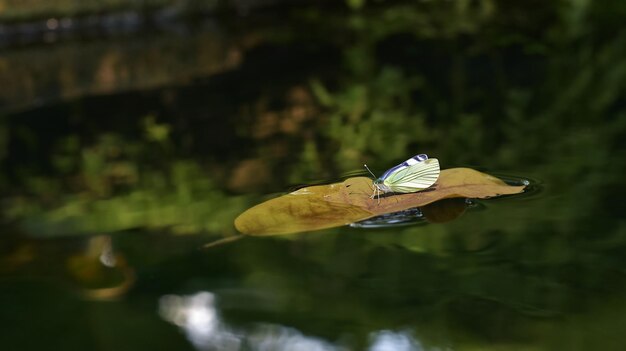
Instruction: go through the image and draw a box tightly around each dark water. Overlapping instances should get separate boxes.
[2,2,626,350]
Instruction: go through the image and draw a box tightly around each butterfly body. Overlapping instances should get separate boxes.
[366,154,440,201]
[372,178,392,194]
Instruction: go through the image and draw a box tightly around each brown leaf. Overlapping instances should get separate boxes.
[235,168,525,235]
[234,183,374,236]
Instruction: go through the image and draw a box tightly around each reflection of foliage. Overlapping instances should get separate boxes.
[312,68,433,167]
[1,1,626,349]
[11,160,245,236]
[0,28,241,112]
[0,0,223,22]
[306,1,497,170]
[3,117,246,237]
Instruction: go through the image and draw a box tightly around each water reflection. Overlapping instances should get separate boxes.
[350,207,426,228]
[159,291,348,351]
[67,235,135,300]
[2,0,625,349]
[98,236,117,267]
[159,292,241,350]
[247,325,344,351]
[158,291,443,350]
[368,330,425,351]
[351,198,474,228]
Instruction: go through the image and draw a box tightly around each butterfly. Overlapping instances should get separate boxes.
[364,154,440,202]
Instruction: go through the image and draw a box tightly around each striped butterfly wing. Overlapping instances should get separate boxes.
[383,158,440,193]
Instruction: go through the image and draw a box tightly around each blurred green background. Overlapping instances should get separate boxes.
[1,0,626,350]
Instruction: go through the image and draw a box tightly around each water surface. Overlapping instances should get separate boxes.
[1,2,626,350]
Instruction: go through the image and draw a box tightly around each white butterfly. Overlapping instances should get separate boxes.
[365,154,440,202]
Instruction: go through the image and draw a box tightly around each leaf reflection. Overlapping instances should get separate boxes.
[65,235,135,300]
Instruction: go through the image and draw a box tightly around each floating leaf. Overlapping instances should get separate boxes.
[235,168,525,235]
[234,183,373,235]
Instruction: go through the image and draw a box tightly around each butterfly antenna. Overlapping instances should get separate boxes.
[364,164,381,204]
[363,164,376,178]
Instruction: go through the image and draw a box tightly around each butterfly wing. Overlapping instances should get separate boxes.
[382,158,440,193]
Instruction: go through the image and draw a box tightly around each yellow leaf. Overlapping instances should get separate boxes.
[235,168,525,235]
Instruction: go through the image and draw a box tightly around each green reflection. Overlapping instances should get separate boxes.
[1,0,626,350]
